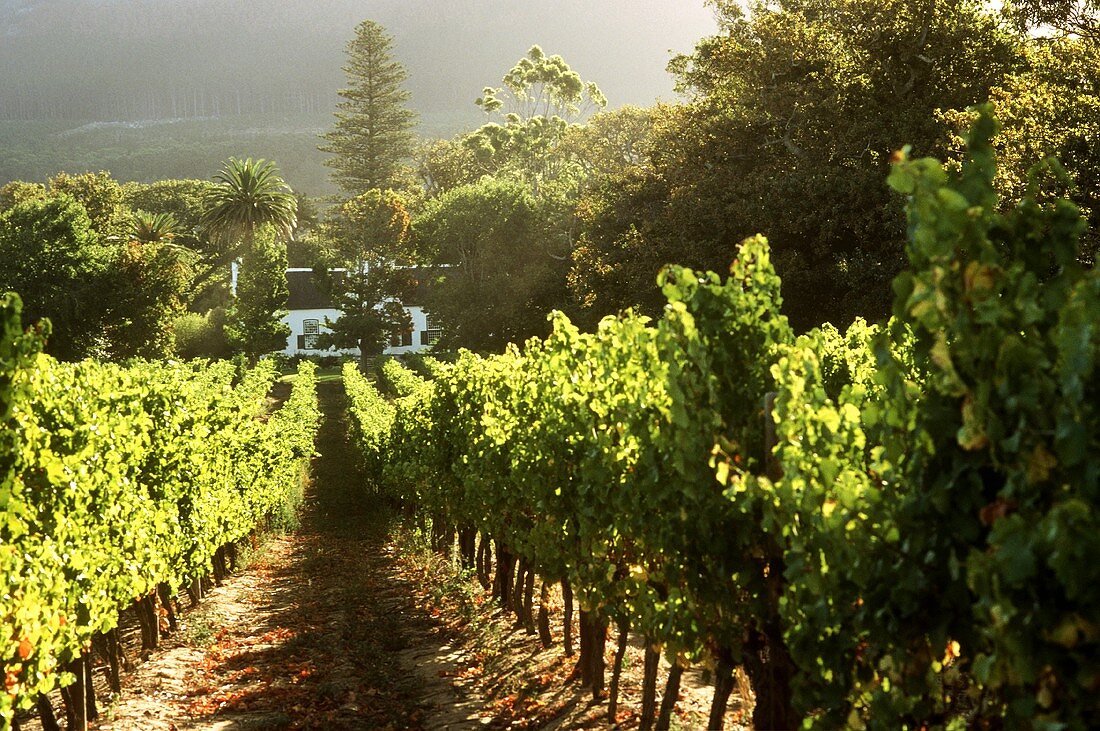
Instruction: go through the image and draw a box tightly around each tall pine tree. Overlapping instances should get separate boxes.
[321,20,418,195]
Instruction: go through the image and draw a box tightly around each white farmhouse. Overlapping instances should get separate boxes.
[279,268,441,357]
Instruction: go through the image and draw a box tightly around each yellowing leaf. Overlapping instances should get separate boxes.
[1026,443,1058,484]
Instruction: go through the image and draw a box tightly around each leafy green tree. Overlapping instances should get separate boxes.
[225,226,291,360]
[0,181,46,214]
[129,210,182,245]
[0,195,112,360]
[314,189,414,367]
[123,178,230,311]
[415,177,569,351]
[989,36,1100,264]
[415,138,481,199]
[552,105,659,181]
[571,0,1021,330]
[108,237,192,359]
[47,171,129,237]
[122,179,215,250]
[320,19,418,195]
[466,45,607,183]
[476,45,606,121]
[172,309,231,360]
[413,47,618,339]
[1004,0,1099,38]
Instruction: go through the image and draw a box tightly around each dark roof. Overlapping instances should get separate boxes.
[286,270,335,310]
[285,266,449,311]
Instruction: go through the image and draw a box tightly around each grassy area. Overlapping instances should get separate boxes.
[278,365,343,384]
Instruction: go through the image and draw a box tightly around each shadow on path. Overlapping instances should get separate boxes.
[98,379,449,730]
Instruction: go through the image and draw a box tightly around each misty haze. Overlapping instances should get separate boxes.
[1,0,717,192]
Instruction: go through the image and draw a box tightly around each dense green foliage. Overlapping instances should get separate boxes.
[0,170,237,360]
[201,158,298,249]
[414,178,569,351]
[8,3,1100,358]
[988,35,1100,265]
[0,298,319,724]
[760,112,1100,728]
[0,195,113,360]
[346,116,1099,728]
[570,0,1022,331]
[225,227,292,360]
[1004,0,1099,38]
[201,158,297,360]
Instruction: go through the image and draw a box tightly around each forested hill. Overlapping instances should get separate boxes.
[0,0,717,125]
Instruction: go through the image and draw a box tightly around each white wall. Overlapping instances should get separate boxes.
[281,305,435,357]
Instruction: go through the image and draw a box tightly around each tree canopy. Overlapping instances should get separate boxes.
[414,177,569,352]
[569,0,1022,330]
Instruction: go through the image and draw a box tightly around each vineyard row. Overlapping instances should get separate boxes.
[0,298,321,728]
[345,113,1099,730]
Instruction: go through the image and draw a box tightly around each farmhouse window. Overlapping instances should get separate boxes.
[303,319,320,349]
[421,315,442,346]
[390,329,413,348]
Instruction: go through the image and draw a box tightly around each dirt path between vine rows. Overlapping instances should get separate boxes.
[86,378,749,731]
[94,379,483,730]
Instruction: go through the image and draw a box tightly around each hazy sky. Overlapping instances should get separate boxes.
[0,1,720,120]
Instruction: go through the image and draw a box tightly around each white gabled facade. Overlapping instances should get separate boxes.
[279,268,440,357]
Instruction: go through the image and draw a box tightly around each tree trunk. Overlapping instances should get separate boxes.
[136,595,158,652]
[36,693,60,731]
[187,576,202,606]
[61,657,86,729]
[91,632,121,695]
[226,541,239,572]
[589,612,608,700]
[741,545,800,730]
[495,545,514,609]
[537,580,552,648]
[475,533,484,578]
[213,546,227,585]
[105,629,124,693]
[476,533,492,590]
[742,628,800,731]
[656,664,684,730]
[512,559,527,621]
[574,609,591,684]
[158,582,178,633]
[708,654,736,731]
[145,593,160,649]
[562,579,574,657]
[459,528,476,570]
[83,655,98,722]
[640,641,661,730]
[607,617,630,723]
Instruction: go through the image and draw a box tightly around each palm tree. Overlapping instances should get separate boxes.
[200,158,298,254]
[128,210,198,283]
[200,158,296,361]
[129,210,181,244]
